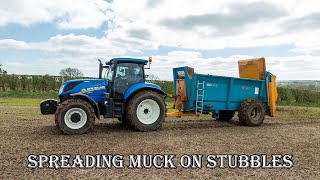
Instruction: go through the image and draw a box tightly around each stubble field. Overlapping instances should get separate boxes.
[1,98,319,179]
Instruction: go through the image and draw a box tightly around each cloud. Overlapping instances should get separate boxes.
[0,0,111,29]
[40,34,130,57]
[1,0,320,80]
[286,12,320,31]
[159,2,286,35]
[144,52,320,80]
[2,0,320,54]
[107,1,292,51]
[127,29,152,40]
[3,56,104,76]
[146,0,164,8]
[0,34,127,57]
[108,0,320,53]
[0,39,30,49]
[0,32,160,58]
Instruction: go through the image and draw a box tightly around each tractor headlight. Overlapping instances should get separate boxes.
[58,84,65,94]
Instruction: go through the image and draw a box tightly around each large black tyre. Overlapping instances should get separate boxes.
[216,110,235,121]
[125,90,166,131]
[117,117,128,125]
[238,98,265,126]
[55,99,95,134]
[54,108,60,127]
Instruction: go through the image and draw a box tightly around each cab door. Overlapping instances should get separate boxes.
[113,63,145,98]
[106,63,115,95]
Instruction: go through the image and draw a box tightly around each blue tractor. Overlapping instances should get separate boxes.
[40,57,166,134]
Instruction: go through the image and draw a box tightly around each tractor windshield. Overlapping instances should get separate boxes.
[113,63,144,98]
[115,63,144,83]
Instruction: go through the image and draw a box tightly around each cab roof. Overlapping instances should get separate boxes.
[107,58,148,64]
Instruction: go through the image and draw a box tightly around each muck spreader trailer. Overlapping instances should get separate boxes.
[40,57,277,134]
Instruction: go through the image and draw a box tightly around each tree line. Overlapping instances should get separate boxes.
[277,87,320,106]
[0,74,84,92]
[0,74,174,93]
[0,74,319,107]
[0,67,85,92]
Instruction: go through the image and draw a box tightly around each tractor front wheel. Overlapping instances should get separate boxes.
[125,90,166,131]
[55,99,95,134]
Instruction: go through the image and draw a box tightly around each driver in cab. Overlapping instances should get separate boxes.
[113,63,144,97]
[125,66,135,84]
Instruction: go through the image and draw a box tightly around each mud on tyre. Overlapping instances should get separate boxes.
[125,90,166,131]
[238,98,265,126]
[55,99,95,134]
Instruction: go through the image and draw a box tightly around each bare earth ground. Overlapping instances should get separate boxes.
[1,105,320,179]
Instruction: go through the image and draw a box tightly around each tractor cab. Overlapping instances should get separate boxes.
[97,57,165,121]
[100,58,151,99]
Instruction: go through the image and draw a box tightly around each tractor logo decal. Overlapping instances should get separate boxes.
[80,86,105,94]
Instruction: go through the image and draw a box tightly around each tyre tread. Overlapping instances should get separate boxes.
[125,90,165,131]
[56,99,95,134]
[238,98,265,126]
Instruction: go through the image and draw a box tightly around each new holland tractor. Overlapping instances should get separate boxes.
[40,57,166,134]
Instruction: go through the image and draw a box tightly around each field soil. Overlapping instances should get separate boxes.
[1,105,320,179]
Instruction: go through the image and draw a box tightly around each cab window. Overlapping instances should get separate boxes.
[113,63,144,98]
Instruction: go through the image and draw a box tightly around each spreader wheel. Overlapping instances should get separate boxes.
[216,110,235,121]
[238,98,265,126]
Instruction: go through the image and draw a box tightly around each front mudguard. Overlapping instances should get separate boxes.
[40,99,58,115]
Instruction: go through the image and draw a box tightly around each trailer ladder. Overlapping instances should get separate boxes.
[196,80,205,114]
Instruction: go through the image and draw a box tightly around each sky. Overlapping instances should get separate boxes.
[0,0,319,80]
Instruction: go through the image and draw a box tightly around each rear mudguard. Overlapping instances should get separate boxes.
[124,82,166,100]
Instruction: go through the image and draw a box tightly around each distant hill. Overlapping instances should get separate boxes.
[277,80,320,91]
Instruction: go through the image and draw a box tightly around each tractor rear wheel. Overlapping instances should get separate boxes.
[117,117,128,125]
[55,99,95,134]
[216,110,235,121]
[125,90,166,131]
[238,98,265,126]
